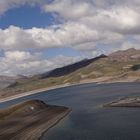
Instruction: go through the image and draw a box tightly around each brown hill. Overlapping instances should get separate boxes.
[109,48,140,62]
[39,54,107,78]
[1,48,140,99]
[0,100,70,140]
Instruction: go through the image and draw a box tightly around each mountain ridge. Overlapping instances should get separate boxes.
[39,54,107,79]
[109,48,140,62]
[0,48,140,99]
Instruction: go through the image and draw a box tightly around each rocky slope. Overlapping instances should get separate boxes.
[104,97,140,107]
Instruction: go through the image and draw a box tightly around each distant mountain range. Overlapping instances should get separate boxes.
[0,75,27,90]
[0,76,14,89]
[0,48,140,98]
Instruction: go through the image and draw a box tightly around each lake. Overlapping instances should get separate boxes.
[0,82,140,140]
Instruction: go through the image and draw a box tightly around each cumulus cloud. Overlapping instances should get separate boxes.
[0,24,103,50]
[42,0,140,52]
[0,51,81,76]
[0,0,140,52]
[43,0,94,20]
[0,0,140,75]
[44,0,140,34]
[0,24,124,52]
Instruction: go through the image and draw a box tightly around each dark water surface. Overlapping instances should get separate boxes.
[0,82,140,140]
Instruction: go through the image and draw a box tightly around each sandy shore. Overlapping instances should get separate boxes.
[0,84,72,103]
[0,76,139,103]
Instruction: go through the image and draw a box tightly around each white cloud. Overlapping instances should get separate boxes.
[1,0,140,75]
[0,51,81,76]
[0,24,102,50]
[44,1,140,34]
[0,0,140,52]
[0,23,125,53]
[0,26,37,50]
[43,0,93,20]
[5,51,35,61]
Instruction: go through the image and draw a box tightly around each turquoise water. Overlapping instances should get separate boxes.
[1,83,140,140]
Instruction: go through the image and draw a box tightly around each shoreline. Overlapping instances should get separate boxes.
[34,108,71,140]
[0,100,71,140]
[0,77,139,103]
[103,97,140,107]
[0,84,74,103]
[39,109,71,140]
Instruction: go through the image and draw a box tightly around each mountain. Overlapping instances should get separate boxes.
[39,54,107,78]
[109,48,140,62]
[0,76,18,89]
[0,75,28,90]
[1,48,140,98]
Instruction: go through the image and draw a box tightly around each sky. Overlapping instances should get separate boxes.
[0,0,140,76]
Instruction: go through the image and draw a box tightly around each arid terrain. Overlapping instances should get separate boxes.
[0,48,140,100]
[0,100,70,140]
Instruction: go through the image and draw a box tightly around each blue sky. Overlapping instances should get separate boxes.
[0,0,139,75]
[0,5,54,29]
[45,48,81,58]
[0,4,82,59]
[0,3,112,59]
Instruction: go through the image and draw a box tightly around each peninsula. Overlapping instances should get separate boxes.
[0,100,70,140]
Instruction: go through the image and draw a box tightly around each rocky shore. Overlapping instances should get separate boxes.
[104,97,140,107]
